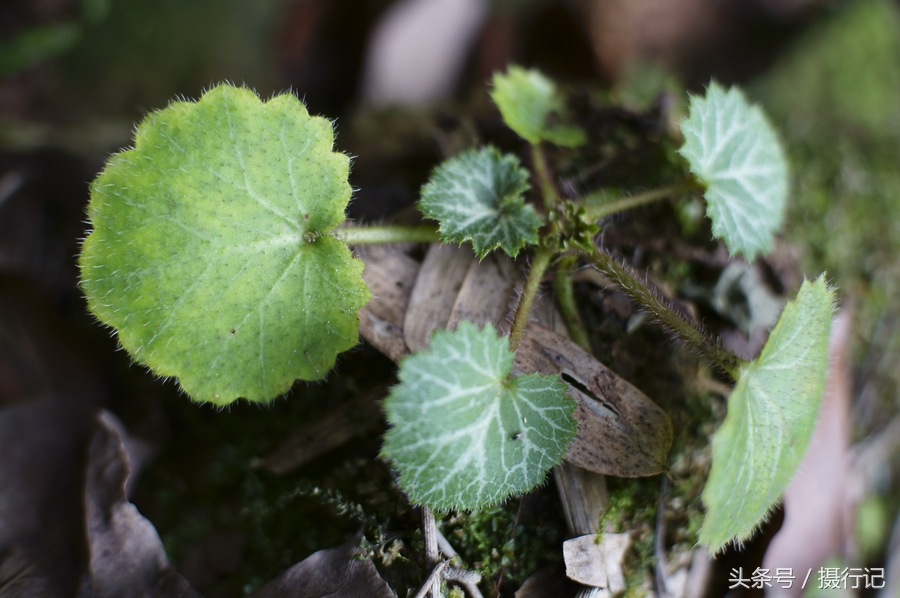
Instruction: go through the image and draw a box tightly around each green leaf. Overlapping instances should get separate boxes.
[678,81,789,259]
[700,277,835,551]
[419,147,542,259]
[490,66,586,147]
[381,321,576,511]
[80,84,370,405]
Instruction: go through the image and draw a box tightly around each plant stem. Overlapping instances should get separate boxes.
[582,179,701,221]
[331,224,440,244]
[530,143,560,212]
[585,246,743,379]
[554,256,592,352]
[509,246,554,352]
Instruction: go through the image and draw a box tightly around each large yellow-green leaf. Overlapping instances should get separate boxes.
[701,277,835,551]
[381,321,576,511]
[80,84,370,405]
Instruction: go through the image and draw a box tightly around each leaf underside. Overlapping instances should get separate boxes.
[700,277,834,552]
[80,84,370,405]
[490,66,586,147]
[381,321,576,511]
[418,147,541,259]
[679,81,789,260]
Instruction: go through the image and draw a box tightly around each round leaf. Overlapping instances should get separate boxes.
[679,81,789,259]
[418,147,541,259]
[80,84,370,405]
[381,321,577,511]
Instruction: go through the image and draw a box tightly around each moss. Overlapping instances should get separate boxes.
[755,0,900,136]
[438,490,565,595]
[754,0,900,432]
[130,344,427,597]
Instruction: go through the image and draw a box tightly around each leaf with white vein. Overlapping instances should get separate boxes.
[679,81,789,259]
[701,277,834,552]
[419,147,542,259]
[381,321,576,511]
[80,84,370,405]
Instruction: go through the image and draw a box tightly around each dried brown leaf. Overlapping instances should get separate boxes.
[514,323,672,477]
[249,533,394,598]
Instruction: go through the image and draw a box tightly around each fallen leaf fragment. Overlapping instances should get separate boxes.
[515,323,673,477]
[403,243,474,350]
[514,566,581,598]
[562,533,631,593]
[249,534,395,598]
[84,413,201,598]
[358,245,420,362]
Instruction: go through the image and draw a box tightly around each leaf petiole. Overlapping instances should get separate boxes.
[530,144,560,213]
[553,255,591,352]
[509,245,555,352]
[581,179,702,222]
[331,224,441,245]
[584,245,743,379]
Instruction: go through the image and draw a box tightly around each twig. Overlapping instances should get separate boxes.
[435,527,457,559]
[434,526,485,598]
[443,567,484,598]
[422,506,441,597]
[414,560,449,598]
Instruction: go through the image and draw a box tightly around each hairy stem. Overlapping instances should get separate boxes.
[331,224,441,244]
[509,246,554,352]
[582,179,701,222]
[585,246,742,379]
[531,144,560,212]
[554,256,592,352]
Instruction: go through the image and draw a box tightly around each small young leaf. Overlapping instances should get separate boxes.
[490,66,586,147]
[419,147,542,259]
[80,84,370,405]
[381,321,576,511]
[700,277,835,552]
[678,81,789,259]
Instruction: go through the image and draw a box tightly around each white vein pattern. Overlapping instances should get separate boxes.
[700,278,833,551]
[382,321,576,511]
[419,147,541,259]
[679,82,789,259]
